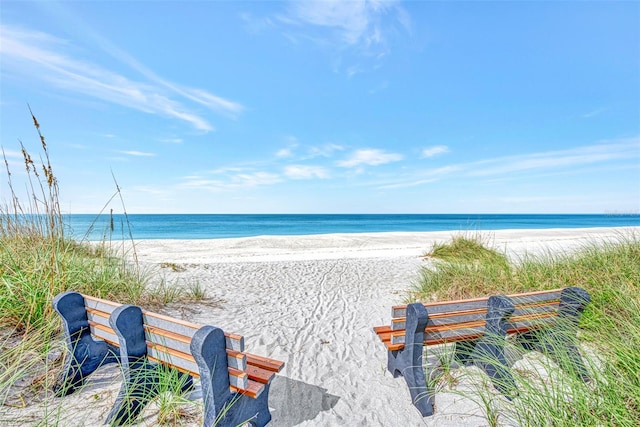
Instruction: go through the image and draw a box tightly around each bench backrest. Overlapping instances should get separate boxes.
[375,288,564,351]
[83,294,282,397]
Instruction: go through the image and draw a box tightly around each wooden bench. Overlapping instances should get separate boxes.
[373,287,591,417]
[53,291,284,427]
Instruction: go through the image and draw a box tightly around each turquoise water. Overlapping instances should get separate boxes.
[63,214,640,241]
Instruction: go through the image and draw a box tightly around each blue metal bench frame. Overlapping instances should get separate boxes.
[53,291,281,426]
[378,286,591,417]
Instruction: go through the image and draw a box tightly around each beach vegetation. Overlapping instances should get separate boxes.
[413,233,640,426]
[425,233,509,266]
[160,262,187,273]
[0,112,196,424]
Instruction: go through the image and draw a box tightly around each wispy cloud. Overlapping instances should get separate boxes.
[180,171,282,191]
[373,165,461,190]
[160,138,184,144]
[421,145,449,158]
[307,143,344,158]
[0,149,24,159]
[337,148,403,167]
[277,141,344,160]
[276,148,295,158]
[468,138,640,177]
[378,178,439,190]
[284,165,330,179]
[500,195,578,204]
[129,185,173,198]
[273,0,410,74]
[275,136,300,158]
[371,137,640,189]
[0,25,243,131]
[119,150,156,157]
[582,107,608,119]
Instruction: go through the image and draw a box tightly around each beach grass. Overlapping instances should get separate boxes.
[0,113,195,424]
[413,233,640,426]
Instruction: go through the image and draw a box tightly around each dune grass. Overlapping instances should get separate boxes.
[414,233,640,426]
[0,113,199,425]
[0,113,149,407]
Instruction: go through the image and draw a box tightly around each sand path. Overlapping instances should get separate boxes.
[151,256,427,426]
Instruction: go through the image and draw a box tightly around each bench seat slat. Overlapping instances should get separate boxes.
[87,309,112,328]
[145,329,193,358]
[230,379,265,399]
[391,289,563,318]
[88,321,119,346]
[245,353,285,373]
[145,325,192,344]
[147,342,200,375]
[390,302,560,331]
[143,311,245,352]
[142,313,200,342]
[244,364,277,384]
[147,354,200,378]
[381,315,557,350]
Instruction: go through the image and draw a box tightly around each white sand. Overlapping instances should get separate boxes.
[2,226,638,426]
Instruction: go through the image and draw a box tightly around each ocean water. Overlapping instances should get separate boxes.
[63,214,640,241]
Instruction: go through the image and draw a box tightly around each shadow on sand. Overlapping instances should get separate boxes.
[268,376,340,426]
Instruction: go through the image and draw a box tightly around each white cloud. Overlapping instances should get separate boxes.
[160,138,184,144]
[277,141,344,160]
[337,148,403,167]
[0,25,243,132]
[284,165,330,179]
[307,143,344,158]
[582,107,608,119]
[0,149,24,159]
[276,136,299,158]
[500,196,575,204]
[180,171,282,191]
[468,138,640,177]
[232,172,282,187]
[286,1,373,45]
[208,166,251,175]
[129,185,173,198]
[369,137,640,190]
[378,178,439,190]
[119,151,156,157]
[275,0,410,74]
[276,147,295,158]
[421,145,449,158]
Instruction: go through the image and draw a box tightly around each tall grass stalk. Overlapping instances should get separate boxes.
[0,114,149,409]
[414,233,640,425]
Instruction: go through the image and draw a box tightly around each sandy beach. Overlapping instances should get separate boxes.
[3,226,638,426]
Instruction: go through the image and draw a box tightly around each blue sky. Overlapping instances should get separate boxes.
[1,1,639,214]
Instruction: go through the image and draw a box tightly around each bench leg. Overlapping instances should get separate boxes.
[191,325,272,427]
[470,295,518,399]
[517,287,591,382]
[106,305,194,426]
[52,291,119,396]
[387,302,434,417]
